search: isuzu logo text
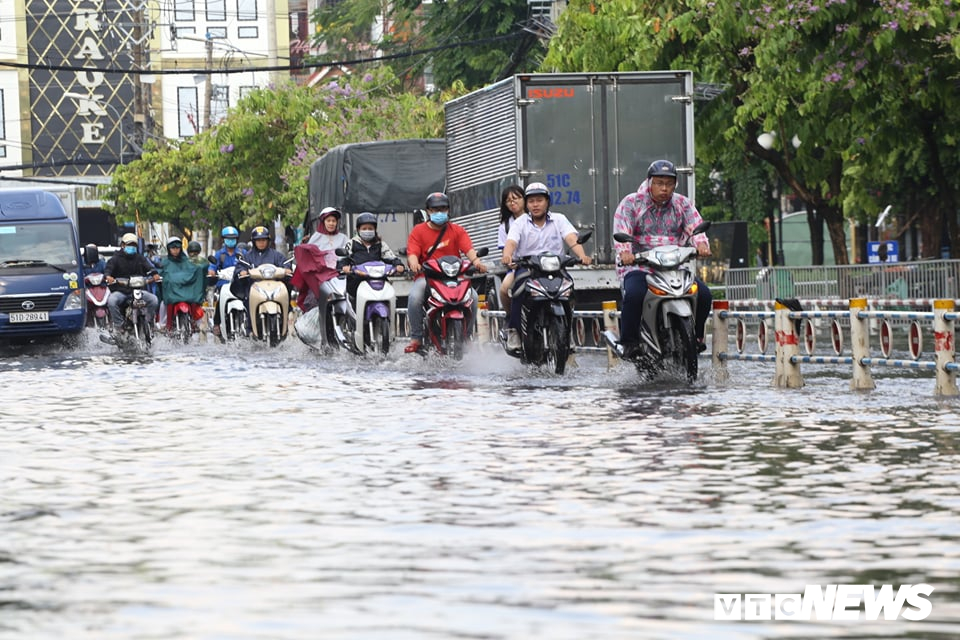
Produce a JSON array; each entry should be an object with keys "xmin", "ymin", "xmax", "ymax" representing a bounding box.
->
[
  {"xmin": 527, "ymin": 88, "xmax": 575, "ymax": 99},
  {"xmin": 714, "ymin": 584, "xmax": 933, "ymax": 621}
]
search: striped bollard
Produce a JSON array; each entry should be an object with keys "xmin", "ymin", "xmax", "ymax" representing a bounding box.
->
[
  {"xmin": 603, "ymin": 300, "xmax": 618, "ymax": 369},
  {"xmin": 934, "ymin": 299, "xmax": 958, "ymax": 397},
  {"xmin": 773, "ymin": 299, "xmax": 803, "ymax": 388},
  {"xmin": 712, "ymin": 300, "xmax": 729, "ymax": 381},
  {"xmin": 476, "ymin": 294, "xmax": 490, "ymax": 345},
  {"xmin": 849, "ymin": 297, "xmax": 876, "ymax": 390}
]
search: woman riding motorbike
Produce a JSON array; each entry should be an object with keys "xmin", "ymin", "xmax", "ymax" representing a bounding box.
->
[{"xmin": 159, "ymin": 236, "xmax": 207, "ymax": 332}]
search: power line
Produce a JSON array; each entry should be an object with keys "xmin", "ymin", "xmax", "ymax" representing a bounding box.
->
[{"xmin": 0, "ymin": 31, "xmax": 525, "ymax": 76}]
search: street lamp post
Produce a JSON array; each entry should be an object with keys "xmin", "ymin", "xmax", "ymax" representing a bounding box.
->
[{"xmin": 63, "ymin": 92, "xmax": 126, "ymax": 165}]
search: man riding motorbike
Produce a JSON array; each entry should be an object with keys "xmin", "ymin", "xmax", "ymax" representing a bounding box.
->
[
  {"xmin": 208, "ymin": 225, "xmax": 245, "ymax": 337},
  {"xmin": 403, "ymin": 192, "xmax": 487, "ymax": 354},
  {"xmin": 501, "ymin": 182, "xmax": 592, "ymax": 351},
  {"xmin": 231, "ymin": 226, "xmax": 292, "ymax": 304},
  {"xmin": 104, "ymin": 233, "xmax": 160, "ymax": 333},
  {"xmin": 612, "ymin": 160, "xmax": 712, "ymax": 359}
]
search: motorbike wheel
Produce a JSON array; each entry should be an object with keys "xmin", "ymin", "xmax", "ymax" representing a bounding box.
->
[
  {"xmin": 175, "ymin": 311, "xmax": 192, "ymax": 343},
  {"xmin": 669, "ymin": 315, "xmax": 698, "ymax": 382},
  {"xmin": 134, "ymin": 313, "xmax": 152, "ymax": 350},
  {"xmin": 369, "ymin": 316, "xmax": 390, "ymax": 355},
  {"xmin": 93, "ymin": 314, "xmax": 108, "ymax": 331},
  {"xmin": 445, "ymin": 318, "xmax": 465, "ymax": 361},
  {"xmin": 267, "ymin": 314, "xmax": 282, "ymax": 347},
  {"xmin": 228, "ymin": 309, "xmax": 247, "ymax": 340},
  {"xmin": 547, "ymin": 315, "xmax": 570, "ymax": 375}
]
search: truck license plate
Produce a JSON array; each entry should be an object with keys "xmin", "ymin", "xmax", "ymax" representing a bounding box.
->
[{"xmin": 9, "ymin": 311, "xmax": 50, "ymax": 323}]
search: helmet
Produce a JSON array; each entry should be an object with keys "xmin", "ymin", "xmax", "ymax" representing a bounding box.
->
[
  {"xmin": 121, "ymin": 233, "xmax": 138, "ymax": 245},
  {"xmin": 425, "ymin": 192, "xmax": 450, "ymax": 209},
  {"xmin": 187, "ymin": 241, "xmax": 202, "ymax": 254},
  {"xmin": 221, "ymin": 226, "xmax": 240, "ymax": 239},
  {"xmin": 318, "ymin": 206, "xmax": 342, "ymax": 222},
  {"xmin": 646, "ymin": 160, "xmax": 677, "ymax": 180},
  {"xmin": 356, "ymin": 212, "xmax": 378, "ymax": 228},
  {"xmin": 251, "ymin": 226, "xmax": 271, "ymax": 240},
  {"xmin": 524, "ymin": 182, "xmax": 550, "ymax": 199},
  {"xmin": 166, "ymin": 236, "xmax": 183, "ymax": 249}
]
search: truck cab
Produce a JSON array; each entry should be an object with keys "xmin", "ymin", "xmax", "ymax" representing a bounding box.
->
[{"xmin": 0, "ymin": 189, "xmax": 86, "ymax": 342}]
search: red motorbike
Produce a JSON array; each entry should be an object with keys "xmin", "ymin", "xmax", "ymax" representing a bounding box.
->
[
  {"xmin": 166, "ymin": 300, "xmax": 205, "ymax": 343},
  {"xmin": 420, "ymin": 248, "xmax": 488, "ymax": 360},
  {"xmin": 84, "ymin": 272, "xmax": 110, "ymax": 330}
]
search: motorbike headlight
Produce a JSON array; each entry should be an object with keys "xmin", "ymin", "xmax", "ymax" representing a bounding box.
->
[
  {"xmin": 538, "ymin": 255, "xmax": 561, "ymax": 272},
  {"xmin": 366, "ymin": 265, "xmax": 385, "ymax": 279},
  {"xmin": 654, "ymin": 249, "xmax": 682, "ymax": 268},
  {"xmin": 64, "ymin": 289, "xmax": 84, "ymax": 310},
  {"xmin": 441, "ymin": 260, "xmax": 460, "ymax": 278},
  {"xmin": 128, "ymin": 276, "xmax": 146, "ymax": 288},
  {"xmin": 260, "ymin": 265, "xmax": 277, "ymax": 279},
  {"xmin": 86, "ymin": 273, "xmax": 104, "ymax": 285}
]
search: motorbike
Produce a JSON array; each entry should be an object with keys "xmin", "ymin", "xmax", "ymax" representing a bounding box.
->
[
  {"xmin": 500, "ymin": 231, "xmax": 592, "ymax": 375},
  {"xmin": 84, "ymin": 271, "xmax": 110, "ymax": 330},
  {"xmin": 211, "ymin": 266, "xmax": 248, "ymax": 341},
  {"xmin": 336, "ymin": 254, "xmax": 398, "ymax": 356},
  {"xmin": 605, "ymin": 221, "xmax": 710, "ymax": 382},
  {"xmin": 98, "ymin": 276, "xmax": 155, "ymax": 352},
  {"xmin": 168, "ymin": 300, "xmax": 198, "ymax": 343},
  {"xmin": 292, "ymin": 245, "xmax": 356, "ymax": 352},
  {"xmin": 419, "ymin": 248, "xmax": 489, "ymax": 360},
  {"xmin": 236, "ymin": 258, "xmax": 293, "ymax": 347}
]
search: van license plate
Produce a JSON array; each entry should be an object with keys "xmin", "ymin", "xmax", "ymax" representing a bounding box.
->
[{"xmin": 9, "ymin": 311, "xmax": 49, "ymax": 323}]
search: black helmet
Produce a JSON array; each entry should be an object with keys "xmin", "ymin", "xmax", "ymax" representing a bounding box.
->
[
  {"xmin": 425, "ymin": 192, "xmax": 450, "ymax": 209},
  {"xmin": 647, "ymin": 160, "xmax": 678, "ymax": 180},
  {"xmin": 187, "ymin": 241, "xmax": 202, "ymax": 254},
  {"xmin": 356, "ymin": 212, "xmax": 378, "ymax": 228},
  {"xmin": 251, "ymin": 226, "xmax": 271, "ymax": 240}
]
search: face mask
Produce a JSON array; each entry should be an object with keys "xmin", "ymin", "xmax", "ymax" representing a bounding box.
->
[
  {"xmin": 429, "ymin": 213, "xmax": 449, "ymax": 226},
  {"xmin": 358, "ymin": 229, "xmax": 376, "ymax": 242},
  {"xmin": 224, "ymin": 238, "xmax": 237, "ymax": 248},
  {"xmin": 123, "ymin": 246, "xmax": 137, "ymax": 256}
]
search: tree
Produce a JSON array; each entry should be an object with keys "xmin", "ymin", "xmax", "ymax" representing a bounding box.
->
[{"xmin": 544, "ymin": 0, "xmax": 960, "ymax": 264}]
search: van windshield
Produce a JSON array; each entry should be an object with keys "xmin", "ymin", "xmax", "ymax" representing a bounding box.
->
[{"xmin": 0, "ymin": 222, "xmax": 78, "ymax": 269}]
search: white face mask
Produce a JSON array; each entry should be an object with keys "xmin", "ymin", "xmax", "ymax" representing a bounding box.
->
[{"xmin": 358, "ymin": 229, "xmax": 376, "ymax": 242}]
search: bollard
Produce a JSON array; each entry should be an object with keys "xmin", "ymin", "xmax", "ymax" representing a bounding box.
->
[
  {"xmin": 712, "ymin": 300, "xmax": 729, "ymax": 381},
  {"xmin": 477, "ymin": 294, "xmax": 490, "ymax": 345},
  {"xmin": 602, "ymin": 300, "xmax": 618, "ymax": 369},
  {"xmin": 773, "ymin": 300, "xmax": 803, "ymax": 388},
  {"xmin": 849, "ymin": 298, "xmax": 875, "ymax": 390},
  {"xmin": 933, "ymin": 299, "xmax": 958, "ymax": 397}
]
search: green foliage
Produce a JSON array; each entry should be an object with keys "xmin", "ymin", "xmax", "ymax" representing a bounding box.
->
[{"xmin": 107, "ymin": 68, "xmax": 448, "ymax": 234}]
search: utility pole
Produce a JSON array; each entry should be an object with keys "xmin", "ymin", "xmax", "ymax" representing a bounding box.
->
[
  {"xmin": 203, "ymin": 33, "xmax": 213, "ymax": 132},
  {"xmin": 132, "ymin": 0, "xmax": 145, "ymax": 151}
]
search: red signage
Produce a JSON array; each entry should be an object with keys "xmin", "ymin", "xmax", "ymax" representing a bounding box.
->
[{"xmin": 527, "ymin": 87, "xmax": 575, "ymax": 99}]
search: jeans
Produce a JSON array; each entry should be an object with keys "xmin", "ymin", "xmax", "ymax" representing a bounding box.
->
[
  {"xmin": 108, "ymin": 290, "xmax": 159, "ymax": 328},
  {"xmin": 620, "ymin": 270, "xmax": 712, "ymax": 344},
  {"xmin": 407, "ymin": 277, "xmax": 478, "ymax": 342}
]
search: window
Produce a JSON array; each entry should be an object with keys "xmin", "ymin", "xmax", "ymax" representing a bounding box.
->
[
  {"xmin": 0, "ymin": 89, "xmax": 5, "ymax": 158},
  {"xmin": 237, "ymin": 0, "xmax": 257, "ymax": 21},
  {"xmin": 239, "ymin": 86, "xmax": 257, "ymax": 99},
  {"xmin": 207, "ymin": 26, "xmax": 227, "ymax": 38},
  {"xmin": 210, "ymin": 85, "xmax": 229, "ymax": 125},
  {"xmin": 178, "ymin": 86, "xmax": 199, "ymax": 137},
  {"xmin": 238, "ymin": 26, "xmax": 258, "ymax": 38},
  {"xmin": 174, "ymin": 26, "xmax": 196, "ymax": 38},
  {"xmin": 206, "ymin": 0, "xmax": 226, "ymax": 21},
  {"xmin": 175, "ymin": 0, "xmax": 195, "ymax": 21}
]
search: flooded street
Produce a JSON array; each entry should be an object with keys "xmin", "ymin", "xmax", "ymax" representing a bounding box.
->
[{"xmin": 3, "ymin": 331, "xmax": 960, "ymax": 639}]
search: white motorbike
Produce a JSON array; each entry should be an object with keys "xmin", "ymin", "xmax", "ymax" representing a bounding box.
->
[
  {"xmin": 213, "ymin": 266, "xmax": 248, "ymax": 340},
  {"xmin": 236, "ymin": 258, "xmax": 293, "ymax": 347},
  {"xmin": 340, "ymin": 257, "xmax": 398, "ymax": 355}
]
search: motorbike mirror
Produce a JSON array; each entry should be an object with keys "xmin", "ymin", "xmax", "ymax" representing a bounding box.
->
[
  {"xmin": 577, "ymin": 230, "xmax": 593, "ymax": 245},
  {"xmin": 475, "ymin": 247, "xmax": 490, "ymax": 258},
  {"xmin": 613, "ymin": 232, "xmax": 634, "ymax": 243},
  {"xmin": 691, "ymin": 221, "xmax": 711, "ymax": 236},
  {"xmin": 334, "ymin": 247, "xmax": 348, "ymax": 257},
  {"xmin": 83, "ymin": 244, "xmax": 99, "ymax": 265},
  {"xmin": 398, "ymin": 247, "xmax": 408, "ymax": 257},
  {"xmin": 207, "ymin": 255, "xmax": 217, "ymax": 265}
]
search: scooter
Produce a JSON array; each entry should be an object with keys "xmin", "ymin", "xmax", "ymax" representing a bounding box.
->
[
  {"xmin": 500, "ymin": 231, "xmax": 591, "ymax": 375},
  {"xmin": 99, "ymin": 276, "xmax": 155, "ymax": 353},
  {"xmin": 84, "ymin": 271, "xmax": 110, "ymax": 330},
  {"xmin": 168, "ymin": 300, "xmax": 197, "ymax": 343},
  {"xmin": 605, "ymin": 221, "xmax": 710, "ymax": 382},
  {"xmin": 420, "ymin": 248, "xmax": 489, "ymax": 360},
  {"xmin": 292, "ymin": 244, "xmax": 356, "ymax": 352},
  {"xmin": 212, "ymin": 266, "xmax": 248, "ymax": 341},
  {"xmin": 237, "ymin": 258, "xmax": 293, "ymax": 347},
  {"xmin": 337, "ymin": 254, "xmax": 398, "ymax": 355}
]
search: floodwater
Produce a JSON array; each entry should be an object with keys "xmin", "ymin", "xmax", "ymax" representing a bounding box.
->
[{"xmin": 2, "ymin": 331, "xmax": 960, "ymax": 640}]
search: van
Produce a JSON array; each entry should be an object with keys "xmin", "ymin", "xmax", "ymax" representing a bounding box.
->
[{"xmin": 0, "ymin": 189, "xmax": 87, "ymax": 342}]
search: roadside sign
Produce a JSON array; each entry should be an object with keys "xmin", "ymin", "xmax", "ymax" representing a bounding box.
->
[
  {"xmin": 880, "ymin": 320, "xmax": 893, "ymax": 358},
  {"xmin": 867, "ymin": 240, "xmax": 899, "ymax": 264},
  {"xmin": 758, "ymin": 321, "xmax": 767, "ymax": 353},
  {"xmin": 736, "ymin": 319, "xmax": 746, "ymax": 353},
  {"xmin": 804, "ymin": 319, "xmax": 815, "ymax": 354},
  {"xmin": 831, "ymin": 319, "xmax": 843, "ymax": 355},
  {"xmin": 909, "ymin": 321, "xmax": 922, "ymax": 360}
]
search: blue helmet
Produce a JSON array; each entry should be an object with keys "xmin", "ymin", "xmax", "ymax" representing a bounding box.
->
[{"xmin": 221, "ymin": 226, "xmax": 239, "ymax": 239}]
